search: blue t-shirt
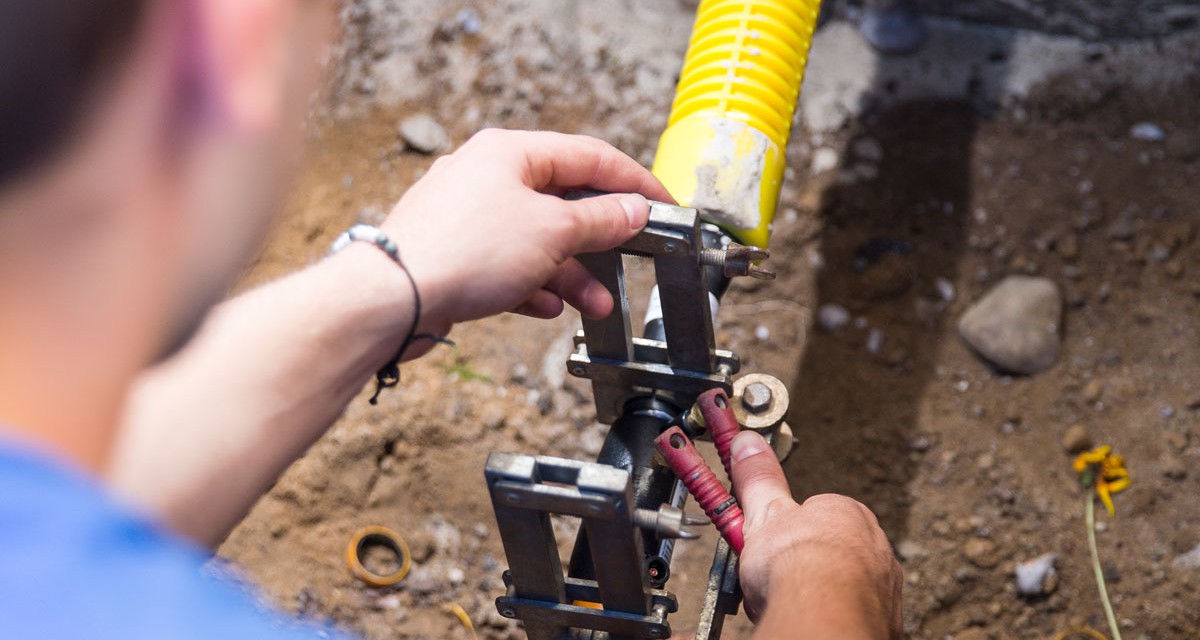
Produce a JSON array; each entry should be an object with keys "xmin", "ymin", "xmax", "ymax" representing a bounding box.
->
[{"xmin": 0, "ymin": 440, "xmax": 351, "ymax": 639}]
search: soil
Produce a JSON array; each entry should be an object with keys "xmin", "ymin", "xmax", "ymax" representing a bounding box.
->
[{"xmin": 218, "ymin": 2, "xmax": 1200, "ymax": 639}]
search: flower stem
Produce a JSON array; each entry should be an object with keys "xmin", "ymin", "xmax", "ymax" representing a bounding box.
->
[{"xmin": 1086, "ymin": 495, "xmax": 1122, "ymax": 640}]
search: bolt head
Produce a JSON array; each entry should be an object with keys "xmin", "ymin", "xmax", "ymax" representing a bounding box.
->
[
  {"xmin": 648, "ymin": 627, "xmax": 667, "ymax": 638},
  {"xmin": 741, "ymin": 382, "xmax": 773, "ymax": 413},
  {"xmin": 662, "ymin": 242, "xmax": 679, "ymax": 254},
  {"xmin": 500, "ymin": 608, "xmax": 516, "ymax": 618}
]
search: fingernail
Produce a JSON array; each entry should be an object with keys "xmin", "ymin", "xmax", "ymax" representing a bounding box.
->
[
  {"xmin": 731, "ymin": 431, "xmax": 769, "ymax": 463},
  {"xmin": 619, "ymin": 194, "xmax": 649, "ymax": 229}
]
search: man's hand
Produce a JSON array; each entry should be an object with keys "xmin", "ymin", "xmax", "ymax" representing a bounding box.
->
[
  {"xmin": 731, "ymin": 431, "xmax": 903, "ymax": 639},
  {"xmin": 380, "ymin": 129, "xmax": 673, "ymax": 346}
]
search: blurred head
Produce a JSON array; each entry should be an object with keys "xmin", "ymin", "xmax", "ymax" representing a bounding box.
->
[
  {"xmin": 0, "ymin": 0, "xmax": 335, "ymax": 460},
  {"xmin": 0, "ymin": 0, "xmax": 335, "ymax": 356}
]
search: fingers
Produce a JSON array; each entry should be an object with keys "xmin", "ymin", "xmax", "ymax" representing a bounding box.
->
[
  {"xmin": 509, "ymin": 131, "xmax": 675, "ymax": 202},
  {"xmin": 510, "ymin": 289, "xmax": 564, "ymax": 319},
  {"xmin": 542, "ymin": 259, "xmax": 614, "ymax": 319},
  {"xmin": 730, "ymin": 431, "xmax": 794, "ymax": 532},
  {"xmin": 549, "ymin": 192, "xmax": 650, "ymax": 256}
]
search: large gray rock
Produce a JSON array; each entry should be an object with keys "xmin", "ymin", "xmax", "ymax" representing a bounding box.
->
[{"xmin": 958, "ymin": 276, "xmax": 1062, "ymax": 375}]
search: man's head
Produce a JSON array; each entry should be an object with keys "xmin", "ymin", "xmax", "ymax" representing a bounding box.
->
[{"xmin": 0, "ymin": 0, "xmax": 335, "ymax": 467}]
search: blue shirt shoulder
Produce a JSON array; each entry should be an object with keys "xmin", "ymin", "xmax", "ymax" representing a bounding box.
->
[{"xmin": 0, "ymin": 441, "xmax": 351, "ymax": 640}]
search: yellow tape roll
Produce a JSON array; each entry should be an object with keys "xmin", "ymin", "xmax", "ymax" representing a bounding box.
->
[{"xmin": 652, "ymin": 0, "xmax": 821, "ymax": 248}]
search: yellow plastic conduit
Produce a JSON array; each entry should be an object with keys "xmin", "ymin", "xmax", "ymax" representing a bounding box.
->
[{"xmin": 652, "ymin": 0, "xmax": 821, "ymax": 248}]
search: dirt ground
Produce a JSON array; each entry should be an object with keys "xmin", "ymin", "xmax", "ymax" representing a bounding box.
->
[{"xmin": 219, "ymin": 2, "xmax": 1200, "ymax": 639}]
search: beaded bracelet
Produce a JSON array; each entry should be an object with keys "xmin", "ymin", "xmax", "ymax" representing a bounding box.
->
[{"xmin": 329, "ymin": 224, "xmax": 452, "ymax": 404}]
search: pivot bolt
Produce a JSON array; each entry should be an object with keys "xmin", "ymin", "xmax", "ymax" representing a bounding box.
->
[
  {"xmin": 499, "ymin": 607, "xmax": 516, "ymax": 618},
  {"xmin": 741, "ymin": 382, "xmax": 773, "ymax": 414}
]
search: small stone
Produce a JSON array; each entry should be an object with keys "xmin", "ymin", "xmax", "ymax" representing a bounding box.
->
[
  {"xmin": 810, "ymin": 147, "xmax": 839, "ymax": 173},
  {"xmin": 1130, "ymin": 122, "xmax": 1166, "ymax": 142},
  {"xmin": 754, "ymin": 324, "xmax": 770, "ymax": 341},
  {"xmin": 398, "ymin": 114, "xmax": 450, "ymax": 154},
  {"xmin": 957, "ymin": 276, "xmax": 1063, "ymax": 375},
  {"xmin": 1082, "ymin": 379, "xmax": 1104, "ymax": 402},
  {"xmin": 897, "ymin": 539, "xmax": 928, "ymax": 561},
  {"xmin": 963, "ymin": 538, "xmax": 999, "ymax": 569},
  {"xmin": 816, "ymin": 303, "xmax": 851, "ymax": 332},
  {"xmin": 1173, "ymin": 543, "xmax": 1200, "ymax": 570},
  {"xmin": 935, "ymin": 277, "xmax": 956, "ymax": 302},
  {"xmin": 1167, "ymin": 431, "xmax": 1189, "ymax": 452},
  {"xmin": 1015, "ymin": 553, "xmax": 1058, "ymax": 596},
  {"xmin": 1061, "ymin": 423, "xmax": 1092, "ymax": 454},
  {"xmin": 866, "ymin": 328, "xmax": 884, "ymax": 354}
]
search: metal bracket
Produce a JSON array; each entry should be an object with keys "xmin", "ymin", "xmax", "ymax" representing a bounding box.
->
[
  {"xmin": 572, "ymin": 201, "xmax": 739, "ymax": 423},
  {"xmin": 487, "ymin": 452, "xmax": 672, "ymax": 640}
]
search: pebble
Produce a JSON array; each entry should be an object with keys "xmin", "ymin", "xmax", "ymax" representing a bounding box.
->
[
  {"xmin": 1130, "ymin": 122, "xmax": 1166, "ymax": 142},
  {"xmin": 1167, "ymin": 430, "xmax": 1190, "ymax": 452},
  {"xmin": 1014, "ymin": 553, "xmax": 1058, "ymax": 596},
  {"xmin": 1082, "ymin": 379, "xmax": 1104, "ymax": 402},
  {"xmin": 957, "ymin": 276, "xmax": 1063, "ymax": 375},
  {"xmin": 866, "ymin": 328, "xmax": 884, "ymax": 354},
  {"xmin": 398, "ymin": 114, "xmax": 450, "ymax": 154},
  {"xmin": 936, "ymin": 277, "xmax": 956, "ymax": 302},
  {"xmin": 810, "ymin": 147, "xmax": 840, "ymax": 173},
  {"xmin": 816, "ymin": 303, "xmax": 851, "ymax": 332},
  {"xmin": 754, "ymin": 324, "xmax": 770, "ymax": 341},
  {"xmin": 897, "ymin": 539, "xmax": 928, "ymax": 561},
  {"xmin": 1061, "ymin": 423, "xmax": 1092, "ymax": 453},
  {"xmin": 963, "ymin": 538, "xmax": 1000, "ymax": 569},
  {"xmin": 1173, "ymin": 543, "xmax": 1200, "ymax": 570}
]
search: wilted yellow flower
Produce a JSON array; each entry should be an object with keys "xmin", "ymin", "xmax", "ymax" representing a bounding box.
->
[{"xmin": 1073, "ymin": 445, "xmax": 1130, "ymax": 516}]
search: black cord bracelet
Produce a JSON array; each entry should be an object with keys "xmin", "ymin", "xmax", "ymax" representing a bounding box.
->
[{"xmin": 328, "ymin": 224, "xmax": 453, "ymax": 404}]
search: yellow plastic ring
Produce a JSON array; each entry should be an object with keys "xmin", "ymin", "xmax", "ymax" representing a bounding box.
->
[{"xmin": 346, "ymin": 525, "xmax": 412, "ymax": 587}]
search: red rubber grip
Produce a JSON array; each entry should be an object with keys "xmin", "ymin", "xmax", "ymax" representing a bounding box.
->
[
  {"xmin": 655, "ymin": 426, "xmax": 745, "ymax": 553},
  {"xmin": 697, "ymin": 388, "xmax": 740, "ymax": 479}
]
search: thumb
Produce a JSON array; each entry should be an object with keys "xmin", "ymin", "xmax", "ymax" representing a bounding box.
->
[
  {"xmin": 730, "ymin": 431, "xmax": 793, "ymax": 533},
  {"xmin": 560, "ymin": 193, "xmax": 649, "ymax": 255}
]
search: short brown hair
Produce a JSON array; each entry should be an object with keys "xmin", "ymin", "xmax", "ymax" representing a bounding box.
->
[{"xmin": 0, "ymin": 1, "xmax": 146, "ymax": 185}]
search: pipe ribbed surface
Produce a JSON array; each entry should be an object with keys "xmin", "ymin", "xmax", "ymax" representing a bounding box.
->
[{"xmin": 652, "ymin": 0, "xmax": 821, "ymax": 248}]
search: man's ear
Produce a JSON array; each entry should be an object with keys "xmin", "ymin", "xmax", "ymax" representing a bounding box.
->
[{"xmin": 193, "ymin": 0, "xmax": 292, "ymax": 133}]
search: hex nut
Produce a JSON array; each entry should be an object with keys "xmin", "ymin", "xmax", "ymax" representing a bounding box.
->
[{"xmin": 741, "ymin": 382, "xmax": 773, "ymax": 413}]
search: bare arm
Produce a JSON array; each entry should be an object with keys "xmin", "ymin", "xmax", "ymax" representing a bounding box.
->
[
  {"xmin": 730, "ymin": 432, "xmax": 904, "ymax": 639},
  {"xmin": 108, "ymin": 130, "xmax": 672, "ymax": 546}
]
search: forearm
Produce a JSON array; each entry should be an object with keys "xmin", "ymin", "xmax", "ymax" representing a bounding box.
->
[{"xmin": 108, "ymin": 244, "xmax": 417, "ymax": 546}]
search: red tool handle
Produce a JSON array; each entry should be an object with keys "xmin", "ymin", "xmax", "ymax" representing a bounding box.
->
[
  {"xmin": 696, "ymin": 388, "xmax": 741, "ymax": 479},
  {"xmin": 654, "ymin": 426, "xmax": 745, "ymax": 554}
]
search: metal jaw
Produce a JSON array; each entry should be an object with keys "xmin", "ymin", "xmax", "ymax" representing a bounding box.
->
[
  {"xmin": 570, "ymin": 201, "xmax": 741, "ymax": 424},
  {"xmin": 486, "ymin": 452, "xmax": 678, "ymax": 640}
]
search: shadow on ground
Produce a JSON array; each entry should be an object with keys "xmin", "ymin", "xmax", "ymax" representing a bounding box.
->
[{"xmin": 784, "ymin": 101, "xmax": 977, "ymax": 540}]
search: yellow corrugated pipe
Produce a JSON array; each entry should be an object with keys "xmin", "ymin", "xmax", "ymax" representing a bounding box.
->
[{"xmin": 652, "ymin": 0, "xmax": 821, "ymax": 248}]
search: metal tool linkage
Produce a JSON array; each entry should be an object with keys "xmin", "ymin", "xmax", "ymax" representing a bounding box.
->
[
  {"xmin": 571, "ymin": 201, "xmax": 743, "ymax": 424},
  {"xmin": 486, "ymin": 452, "xmax": 678, "ymax": 640}
]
